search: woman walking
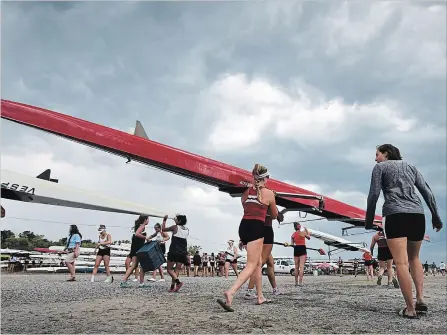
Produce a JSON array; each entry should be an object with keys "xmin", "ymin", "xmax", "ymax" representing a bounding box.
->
[
  {"xmin": 120, "ymin": 215, "xmax": 149, "ymax": 288},
  {"xmin": 365, "ymin": 144, "xmax": 443, "ymax": 318},
  {"xmin": 90, "ymin": 224, "xmax": 113, "ymax": 283},
  {"xmin": 217, "ymin": 164, "xmax": 278, "ymax": 311},
  {"xmin": 64, "ymin": 225, "xmax": 82, "ymax": 282}
]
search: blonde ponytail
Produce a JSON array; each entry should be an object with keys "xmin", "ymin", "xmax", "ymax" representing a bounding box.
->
[{"xmin": 252, "ymin": 163, "xmax": 268, "ymax": 203}]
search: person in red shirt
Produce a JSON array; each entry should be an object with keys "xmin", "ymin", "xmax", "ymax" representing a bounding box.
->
[
  {"xmin": 363, "ymin": 251, "xmax": 374, "ymax": 280},
  {"xmin": 291, "ymin": 222, "xmax": 310, "ymax": 286},
  {"xmin": 217, "ymin": 164, "xmax": 278, "ymax": 312}
]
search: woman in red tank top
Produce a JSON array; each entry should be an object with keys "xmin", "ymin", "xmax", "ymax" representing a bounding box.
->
[
  {"xmin": 217, "ymin": 164, "xmax": 278, "ymax": 312},
  {"xmin": 291, "ymin": 222, "xmax": 310, "ymax": 286}
]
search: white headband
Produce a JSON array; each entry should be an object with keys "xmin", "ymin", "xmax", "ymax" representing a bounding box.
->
[{"xmin": 254, "ymin": 171, "xmax": 270, "ymax": 180}]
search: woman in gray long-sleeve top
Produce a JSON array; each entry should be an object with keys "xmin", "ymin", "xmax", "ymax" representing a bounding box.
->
[{"xmin": 365, "ymin": 144, "xmax": 443, "ymax": 319}]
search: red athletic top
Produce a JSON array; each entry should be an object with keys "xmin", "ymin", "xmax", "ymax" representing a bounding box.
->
[
  {"xmin": 242, "ymin": 187, "xmax": 268, "ymax": 221},
  {"xmin": 292, "ymin": 231, "xmax": 306, "ymax": 246},
  {"xmin": 363, "ymin": 252, "xmax": 372, "ymax": 261}
]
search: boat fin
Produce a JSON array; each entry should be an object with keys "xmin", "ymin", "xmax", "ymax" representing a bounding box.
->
[
  {"xmin": 134, "ymin": 120, "xmax": 149, "ymax": 139},
  {"xmin": 36, "ymin": 169, "xmax": 59, "ymax": 183}
]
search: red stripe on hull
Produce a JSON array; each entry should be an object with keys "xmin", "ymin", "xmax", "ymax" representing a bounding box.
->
[{"xmin": 1, "ymin": 99, "xmax": 382, "ymax": 224}]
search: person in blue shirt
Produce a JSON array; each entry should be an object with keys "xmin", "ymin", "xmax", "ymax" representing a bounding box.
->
[{"xmin": 64, "ymin": 225, "xmax": 82, "ymax": 281}]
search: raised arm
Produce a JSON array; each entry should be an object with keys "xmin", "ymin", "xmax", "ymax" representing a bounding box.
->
[
  {"xmin": 266, "ymin": 189, "xmax": 278, "ymax": 219},
  {"xmin": 414, "ymin": 168, "xmax": 443, "ymax": 230},
  {"xmin": 365, "ymin": 164, "xmax": 383, "ymax": 229},
  {"xmin": 162, "ymin": 214, "xmax": 177, "ymax": 233}
]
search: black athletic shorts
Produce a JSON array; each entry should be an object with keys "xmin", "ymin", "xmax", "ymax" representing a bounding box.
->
[
  {"xmin": 263, "ymin": 225, "xmax": 274, "ymax": 245},
  {"xmin": 293, "ymin": 245, "xmax": 307, "ymax": 257},
  {"xmin": 364, "ymin": 260, "xmax": 372, "ymax": 266},
  {"xmin": 167, "ymin": 252, "xmax": 187, "ymax": 264},
  {"xmin": 377, "ymin": 247, "xmax": 393, "ymax": 261},
  {"xmin": 383, "ymin": 213, "xmax": 425, "ymax": 241},
  {"xmin": 97, "ymin": 248, "xmax": 111, "ymax": 257},
  {"xmin": 239, "ymin": 218, "xmax": 264, "ymax": 245}
]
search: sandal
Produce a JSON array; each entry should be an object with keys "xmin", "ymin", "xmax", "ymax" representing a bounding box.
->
[
  {"xmin": 255, "ymin": 299, "xmax": 272, "ymax": 305},
  {"xmin": 216, "ymin": 299, "xmax": 234, "ymax": 312},
  {"xmin": 398, "ymin": 308, "xmax": 419, "ymax": 319},
  {"xmin": 415, "ymin": 302, "xmax": 428, "ymax": 312}
]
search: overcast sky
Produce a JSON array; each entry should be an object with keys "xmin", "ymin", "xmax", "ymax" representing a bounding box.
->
[{"xmin": 1, "ymin": 1, "xmax": 446, "ymax": 262}]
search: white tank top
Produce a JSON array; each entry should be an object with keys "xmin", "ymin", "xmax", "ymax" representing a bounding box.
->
[
  {"xmin": 153, "ymin": 232, "xmax": 164, "ymax": 242},
  {"xmin": 98, "ymin": 233, "xmax": 111, "ymax": 249}
]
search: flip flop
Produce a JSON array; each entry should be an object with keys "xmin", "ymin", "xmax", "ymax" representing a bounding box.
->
[
  {"xmin": 216, "ymin": 299, "xmax": 234, "ymax": 312},
  {"xmin": 398, "ymin": 308, "xmax": 419, "ymax": 319},
  {"xmin": 415, "ymin": 302, "xmax": 428, "ymax": 312},
  {"xmin": 255, "ymin": 299, "xmax": 272, "ymax": 305}
]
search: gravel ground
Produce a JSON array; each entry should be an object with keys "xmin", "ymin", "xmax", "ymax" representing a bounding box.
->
[{"xmin": 1, "ymin": 272, "xmax": 446, "ymax": 334}]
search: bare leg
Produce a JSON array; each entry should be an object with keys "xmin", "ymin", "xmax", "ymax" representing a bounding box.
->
[
  {"xmin": 407, "ymin": 240, "xmax": 424, "ymax": 305},
  {"xmin": 222, "ymin": 239, "xmax": 263, "ymax": 306},
  {"xmin": 91, "ymin": 255, "xmax": 103, "ymax": 281},
  {"xmin": 299, "ymin": 255, "xmax": 307, "ymax": 284},
  {"xmin": 387, "ymin": 237, "xmax": 417, "ymax": 316},
  {"xmin": 294, "ymin": 257, "xmax": 299, "ymax": 285}
]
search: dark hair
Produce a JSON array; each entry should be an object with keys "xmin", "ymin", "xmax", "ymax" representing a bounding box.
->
[
  {"xmin": 293, "ymin": 222, "xmax": 301, "ymax": 231},
  {"xmin": 154, "ymin": 223, "xmax": 161, "ymax": 229},
  {"xmin": 134, "ymin": 215, "xmax": 148, "ymax": 232},
  {"xmin": 377, "ymin": 144, "xmax": 402, "ymax": 160},
  {"xmin": 176, "ymin": 214, "xmax": 187, "ymax": 226},
  {"xmin": 69, "ymin": 225, "xmax": 82, "ymax": 239}
]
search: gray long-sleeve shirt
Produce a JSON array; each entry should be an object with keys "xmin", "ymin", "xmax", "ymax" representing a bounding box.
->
[{"xmin": 365, "ymin": 160, "xmax": 441, "ymax": 228}]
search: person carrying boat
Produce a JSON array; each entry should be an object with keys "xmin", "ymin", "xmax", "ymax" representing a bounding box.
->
[
  {"xmin": 162, "ymin": 214, "xmax": 189, "ymax": 292},
  {"xmin": 245, "ymin": 208, "xmax": 284, "ymax": 299},
  {"xmin": 291, "ymin": 222, "xmax": 310, "ymax": 286},
  {"xmin": 120, "ymin": 215, "xmax": 148, "ymax": 288},
  {"xmin": 217, "ymin": 163, "xmax": 278, "ymax": 311},
  {"xmin": 90, "ymin": 224, "xmax": 113, "ymax": 283},
  {"xmin": 370, "ymin": 230, "xmax": 399, "ymax": 288}
]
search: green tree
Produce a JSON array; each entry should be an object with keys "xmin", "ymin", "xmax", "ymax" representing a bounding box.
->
[
  {"xmin": 1, "ymin": 230, "xmax": 15, "ymax": 245},
  {"xmin": 188, "ymin": 245, "xmax": 202, "ymax": 255}
]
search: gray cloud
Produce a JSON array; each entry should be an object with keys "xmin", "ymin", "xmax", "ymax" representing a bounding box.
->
[{"xmin": 1, "ymin": 1, "xmax": 445, "ymax": 262}]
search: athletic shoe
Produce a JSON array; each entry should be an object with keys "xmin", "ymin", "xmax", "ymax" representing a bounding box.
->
[
  {"xmin": 158, "ymin": 278, "xmax": 165, "ymax": 282},
  {"xmin": 377, "ymin": 275, "xmax": 383, "ymax": 285},
  {"xmin": 392, "ymin": 277, "xmax": 400, "ymax": 288},
  {"xmin": 147, "ymin": 278, "xmax": 156, "ymax": 282},
  {"xmin": 104, "ymin": 276, "xmax": 113, "ymax": 283},
  {"xmin": 173, "ymin": 282, "xmax": 183, "ymax": 292},
  {"xmin": 273, "ymin": 288, "xmax": 281, "ymax": 296},
  {"xmin": 120, "ymin": 281, "xmax": 132, "ymax": 288}
]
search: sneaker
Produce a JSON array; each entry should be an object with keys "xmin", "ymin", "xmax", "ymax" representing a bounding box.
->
[
  {"xmin": 132, "ymin": 278, "xmax": 138, "ymax": 282},
  {"xmin": 173, "ymin": 282, "xmax": 183, "ymax": 292},
  {"xmin": 147, "ymin": 278, "xmax": 156, "ymax": 282},
  {"xmin": 273, "ymin": 288, "xmax": 281, "ymax": 296},
  {"xmin": 104, "ymin": 276, "xmax": 113, "ymax": 283},
  {"xmin": 120, "ymin": 281, "xmax": 132, "ymax": 288},
  {"xmin": 90, "ymin": 277, "xmax": 95, "ymax": 283},
  {"xmin": 138, "ymin": 283, "xmax": 151, "ymax": 288},
  {"xmin": 377, "ymin": 275, "xmax": 382, "ymax": 285},
  {"xmin": 158, "ymin": 278, "xmax": 165, "ymax": 282},
  {"xmin": 244, "ymin": 290, "xmax": 256, "ymax": 299},
  {"xmin": 392, "ymin": 277, "xmax": 400, "ymax": 288}
]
